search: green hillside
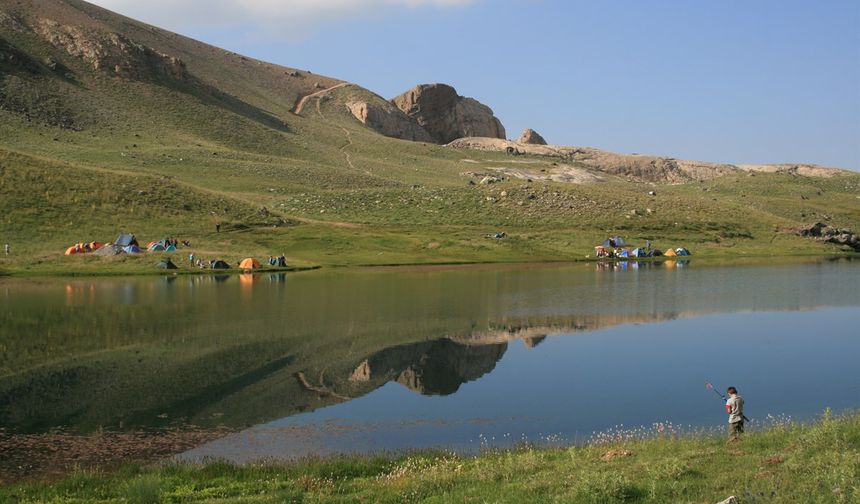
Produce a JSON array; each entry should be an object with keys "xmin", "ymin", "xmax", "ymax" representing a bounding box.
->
[{"xmin": 1, "ymin": 0, "xmax": 858, "ymax": 275}]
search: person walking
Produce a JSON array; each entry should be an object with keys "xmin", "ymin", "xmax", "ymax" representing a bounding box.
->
[
  {"xmin": 725, "ymin": 386, "xmax": 745, "ymax": 440},
  {"xmin": 4, "ymin": 243, "xmax": 9, "ymax": 255}
]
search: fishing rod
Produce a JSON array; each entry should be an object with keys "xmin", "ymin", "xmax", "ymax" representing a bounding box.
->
[{"xmin": 705, "ymin": 381, "xmax": 750, "ymax": 422}]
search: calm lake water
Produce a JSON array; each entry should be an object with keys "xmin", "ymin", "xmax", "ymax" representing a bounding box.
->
[{"xmin": 1, "ymin": 259, "xmax": 859, "ymax": 480}]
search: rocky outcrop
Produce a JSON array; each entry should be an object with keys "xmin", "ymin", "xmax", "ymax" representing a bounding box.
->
[
  {"xmin": 447, "ymin": 138, "xmax": 850, "ymax": 183},
  {"xmin": 347, "ymin": 100, "xmax": 434, "ymax": 142},
  {"xmin": 391, "ymin": 83, "xmax": 505, "ymax": 144},
  {"xmin": 792, "ymin": 222, "xmax": 860, "ymax": 251},
  {"xmin": 517, "ymin": 128, "xmax": 547, "ymax": 145},
  {"xmin": 34, "ymin": 19, "xmax": 187, "ymax": 82}
]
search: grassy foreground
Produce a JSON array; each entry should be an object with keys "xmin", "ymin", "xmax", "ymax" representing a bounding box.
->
[{"xmin": 4, "ymin": 411, "xmax": 858, "ymax": 503}]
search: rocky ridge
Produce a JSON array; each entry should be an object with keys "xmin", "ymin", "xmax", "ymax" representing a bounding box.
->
[{"xmin": 448, "ymin": 137, "xmax": 849, "ymax": 183}]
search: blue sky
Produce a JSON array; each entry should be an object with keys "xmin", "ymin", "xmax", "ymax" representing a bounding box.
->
[{"xmin": 93, "ymin": 0, "xmax": 860, "ymax": 170}]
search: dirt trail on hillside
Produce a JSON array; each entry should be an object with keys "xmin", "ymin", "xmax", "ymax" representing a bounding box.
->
[{"xmin": 292, "ymin": 83, "xmax": 348, "ymax": 115}]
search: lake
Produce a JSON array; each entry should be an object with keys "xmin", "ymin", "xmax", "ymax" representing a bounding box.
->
[{"xmin": 1, "ymin": 259, "xmax": 858, "ymax": 481}]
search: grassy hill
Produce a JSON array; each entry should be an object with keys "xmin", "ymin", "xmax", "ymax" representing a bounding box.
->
[{"xmin": 1, "ymin": 0, "xmax": 858, "ymax": 275}]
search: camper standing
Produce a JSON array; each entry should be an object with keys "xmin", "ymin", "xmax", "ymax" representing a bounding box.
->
[
  {"xmin": 725, "ymin": 387, "xmax": 745, "ymax": 439},
  {"xmin": 4, "ymin": 243, "xmax": 8, "ymax": 255}
]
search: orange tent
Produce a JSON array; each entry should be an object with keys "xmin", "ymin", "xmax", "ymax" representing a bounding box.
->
[
  {"xmin": 65, "ymin": 246, "xmax": 80, "ymax": 256},
  {"xmin": 664, "ymin": 248, "xmax": 677, "ymax": 257},
  {"xmin": 239, "ymin": 258, "xmax": 261, "ymax": 270}
]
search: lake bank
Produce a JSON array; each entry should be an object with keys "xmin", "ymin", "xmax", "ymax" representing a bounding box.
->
[
  {"xmin": 3, "ymin": 410, "xmax": 857, "ymax": 503},
  {"xmin": 0, "ymin": 245, "xmax": 857, "ymax": 278}
]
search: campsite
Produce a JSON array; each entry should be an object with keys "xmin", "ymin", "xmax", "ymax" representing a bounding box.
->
[
  {"xmin": 0, "ymin": 0, "xmax": 858, "ymax": 502},
  {"xmin": 53, "ymin": 232, "xmax": 308, "ymax": 275}
]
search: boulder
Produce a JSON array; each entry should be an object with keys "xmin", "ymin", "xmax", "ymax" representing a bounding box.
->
[
  {"xmin": 517, "ymin": 128, "xmax": 547, "ymax": 145},
  {"xmin": 347, "ymin": 100, "xmax": 434, "ymax": 142},
  {"xmin": 391, "ymin": 83, "xmax": 505, "ymax": 144}
]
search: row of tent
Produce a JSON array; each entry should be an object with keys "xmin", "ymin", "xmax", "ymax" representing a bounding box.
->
[
  {"xmin": 65, "ymin": 242, "xmax": 104, "ymax": 255},
  {"xmin": 595, "ymin": 244, "xmax": 691, "ymax": 258},
  {"xmin": 156, "ymin": 258, "xmax": 260, "ymax": 270},
  {"xmin": 65, "ymin": 234, "xmax": 178, "ymax": 256},
  {"xmin": 146, "ymin": 240, "xmax": 178, "ymax": 252}
]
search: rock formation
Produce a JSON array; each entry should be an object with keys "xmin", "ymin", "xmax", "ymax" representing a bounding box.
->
[
  {"xmin": 391, "ymin": 83, "xmax": 505, "ymax": 144},
  {"xmin": 792, "ymin": 222, "xmax": 860, "ymax": 251},
  {"xmin": 34, "ymin": 19, "xmax": 187, "ymax": 82},
  {"xmin": 517, "ymin": 128, "xmax": 547, "ymax": 145},
  {"xmin": 347, "ymin": 100, "xmax": 434, "ymax": 143}
]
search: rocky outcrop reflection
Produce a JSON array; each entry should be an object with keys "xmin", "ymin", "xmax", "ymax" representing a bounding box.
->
[{"xmin": 348, "ymin": 339, "xmax": 507, "ymax": 396}]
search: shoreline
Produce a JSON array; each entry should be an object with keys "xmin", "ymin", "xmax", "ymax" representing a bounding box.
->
[
  {"xmin": 3, "ymin": 410, "xmax": 857, "ymax": 501},
  {"xmin": 0, "ymin": 252, "xmax": 856, "ymax": 279}
]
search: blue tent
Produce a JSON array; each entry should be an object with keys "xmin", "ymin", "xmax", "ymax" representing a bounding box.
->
[
  {"xmin": 123, "ymin": 245, "xmax": 142, "ymax": 254},
  {"xmin": 618, "ymin": 249, "xmax": 630, "ymax": 258},
  {"xmin": 165, "ymin": 245, "xmax": 177, "ymax": 252},
  {"xmin": 631, "ymin": 248, "xmax": 647, "ymax": 257},
  {"xmin": 602, "ymin": 236, "xmax": 626, "ymax": 248},
  {"xmin": 148, "ymin": 243, "xmax": 166, "ymax": 252},
  {"xmin": 115, "ymin": 233, "xmax": 137, "ymax": 247},
  {"xmin": 675, "ymin": 247, "xmax": 691, "ymax": 256}
]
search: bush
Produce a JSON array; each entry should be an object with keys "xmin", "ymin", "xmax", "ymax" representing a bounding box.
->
[
  {"xmin": 123, "ymin": 474, "xmax": 163, "ymax": 504},
  {"xmin": 574, "ymin": 471, "xmax": 639, "ymax": 503}
]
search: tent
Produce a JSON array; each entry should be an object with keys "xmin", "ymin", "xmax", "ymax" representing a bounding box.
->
[
  {"xmin": 123, "ymin": 245, "xmax": 142, "ymax": 254},
  {"xmin": 664, "ymin": 248, "xmax": 677, "ymax": 257},
  {"xmin": 93, "ymin": 244, "xmax": 123, "ymax": 256},
  {"xmin": 156, "ymin": 259, "xmax": 178, "ymax": 269},
  {"xmin": 239, "ymin": 258, "xmax": 261, "ymax": 270},
  {"xmin": 146, "ymin": 241, "xmax": 157, "ymax": 249},
  {"xmin": 148, "ymin": 243, "xmax": 166, "ymax": 252},
  {"xmin": 649, "ymin": 249, "xmax": 663, "ymax": 257},
  {"xmin": 618, "ymin": 249, "xmax": 630, "ymax": 258},
  {"xmin": 64, "ymin": 245, "xmax": 81, "ymax": 255},
  {"xmin": 594, "ymin": 246, "xmax": 609, "ymax": 257},
  {"xmin": 675, "ymin": 247, "xmax": 691, "ymax": 256},
  {"xmin": 603, "ymin": 236, "xmax": 625, "ymax": 248},
  {"xmin": 211, "ymin": 260, "xmax": 231, "ymax": 270},
  {"xmin": 164, "ymin": 245, "xmax": 177, "ymax": 252},
  {"xmin": 115, "ymin": 234, "xmax": 138, "ymax": 247},
  {"xmin": 631, "ymin": 248, "xmax": 647, "ymax": 257}
]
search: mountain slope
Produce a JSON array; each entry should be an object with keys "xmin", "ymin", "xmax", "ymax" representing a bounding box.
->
[{"xmin": 0, "ymin": 0, "xmax": 858, "ymax": 274}]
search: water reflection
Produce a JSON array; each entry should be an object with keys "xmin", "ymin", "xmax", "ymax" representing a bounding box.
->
[{"xmin": 1, "ymin": 259, "xmax": 858, "ymax": 480}]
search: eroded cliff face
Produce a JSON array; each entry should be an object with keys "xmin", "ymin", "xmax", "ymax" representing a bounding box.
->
[
  {"xmin": 346, "ymin": 99, "xmax": 434, "ymax": 143},
  {"xmin": 34, "ymin": 18, "xmax": 188, "ymax": 81},
  {"xmin": 390, "ymin": 83, "xmax": 505, "ymax": 144}
]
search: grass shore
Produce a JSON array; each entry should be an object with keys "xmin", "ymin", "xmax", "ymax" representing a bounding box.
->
[{"xmin": 3, "ymin": 410, "xmax": 857, "ymax": 503}]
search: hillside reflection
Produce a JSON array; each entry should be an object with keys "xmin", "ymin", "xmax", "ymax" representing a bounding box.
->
[{"xmin": 1, "ymin": 259, "xmax": 858, "ymax": 480}]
